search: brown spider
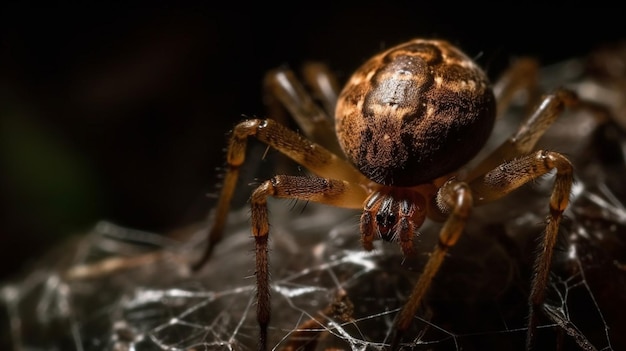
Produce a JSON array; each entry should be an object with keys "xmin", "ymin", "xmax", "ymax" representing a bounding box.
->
[{"xmin": 192, "ymin": 39, "xmax": 607, "ymax": 350}]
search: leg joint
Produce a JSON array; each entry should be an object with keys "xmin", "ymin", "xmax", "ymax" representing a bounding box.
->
[
  {"xmin": 539, "ymin": 150, "xmax": 573, "ymax": 174},
  {"xmin": 251, "ymin": 180, "xmax": 275, "ymax": 204},
  {"xmin": 232, "ymin": 118, "xmax": 264, "ymax": 138}
]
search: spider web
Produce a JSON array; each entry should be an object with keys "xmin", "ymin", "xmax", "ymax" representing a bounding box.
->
[{"xmin": 2, "ymin": 52, "xmax": 626, "ymax": 351}]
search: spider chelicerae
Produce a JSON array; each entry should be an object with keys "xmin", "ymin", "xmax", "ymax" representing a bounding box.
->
[{"xmin": 192, "ymin": 38, "xmax": 607, "ymax": 350}]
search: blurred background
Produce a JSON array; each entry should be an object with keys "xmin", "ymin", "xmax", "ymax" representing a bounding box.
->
[{"xmin": 1, "ymin": 2, "xmax": 625, "ymax": 283}]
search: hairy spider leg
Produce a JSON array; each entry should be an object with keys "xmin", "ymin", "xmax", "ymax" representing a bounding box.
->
[
  {"xmin": 467, "ymin": 87, "xmax": 610, "ymax": 181},
  {"xmin": 469, "ymin": 150, "xmax": 573, "ymax": 350},
  {"xmin": 467, "ymin": 87, "xmax": 607, "ymax": 350},
  {"xmin": 194, "ymin": 63, "xmax": 366, "ymax": 350},
  {"xmin": 263, "ymin": 65, "xmax": 343, "ymax": 155},
  {"xmin": 491, "ymin": 57, "xmax": 541, "ymax": 118},
  {"xmin": 300, "ymin": 62, "xmax": 341, "ymax": 118},
  {"xmin": 193, "ymin": 119, "xmax": 366, "ymax": 270},
  {"xmin": 251, "ymin": 174, "xmax": 367, "ymax": 350},
  {"xmin": 192, "ymin": 117, "xmax": 370, "ymax": 350}
]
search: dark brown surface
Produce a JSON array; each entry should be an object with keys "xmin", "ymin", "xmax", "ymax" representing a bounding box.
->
[{"xmin": 336, "ymin": 39, "xmax": 496, "ymax": 185}]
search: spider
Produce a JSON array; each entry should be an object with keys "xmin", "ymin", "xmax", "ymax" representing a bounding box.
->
[{"xmin": 192, "ymin": 38, "xmax": 607, "ymax": 350}]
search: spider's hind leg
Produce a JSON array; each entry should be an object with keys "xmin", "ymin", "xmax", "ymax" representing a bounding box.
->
[{"xmin": 263, "ymin": 63, "xmax": 343, "ymax": 155}]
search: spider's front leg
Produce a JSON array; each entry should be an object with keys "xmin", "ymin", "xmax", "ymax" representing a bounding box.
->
[
  {"xmin": 251, "ymin": 175, "xmax": 367, "ymax": 351},
  {"xmin": 191, "ymin": 118, "xmax": 366, "ymax": 270},
  {"xmin": 468, "ymin": 151, "xmax": 574, "ymax": 350},
  {"xmin": 391, "ymin": 180, "xmax": 473, "ymax": 349},
  {"xmin": 464, "ymin": 85, "xmax": 609, "ymax": 349}
]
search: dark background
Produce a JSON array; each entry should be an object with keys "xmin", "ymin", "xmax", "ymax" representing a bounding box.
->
[{"xmin": 1, "ymin": 2, "xmax": 624, "ymax": 282}]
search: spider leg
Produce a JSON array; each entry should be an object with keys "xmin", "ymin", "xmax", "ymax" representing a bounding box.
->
[
  {"xmin": 468, "ymin": 150, "xmax": 573, "ymax": 350},
  {"xmin": 391, "ymin": 180, "xmax": 473, "ymax": 349},
  {"xmin": 300, "ymin": 62, "xmax": 341, "ymax": 118},
  {"xmin": 461, "ymin": 84, "xmax": 610, "ymax": 349},
  {"xmin": 264, "ymin": 66, "xmax": 343, "ymax": 155},
  {"xmin": 466, "ymin": 87, "xmax": 609, "ymax": 180},
  {"xmin": 467, "ymin": 88, "xmax": 577, "ymax": 180},
  {"xmin": 250, "ymin": 175, "xmax": 367, "ymax": 351},
  {"xmin": 465, "ymin": 89, "xmax": 591, "ymax": 181},
  {"xmin": 492, "ymin": 57, "xmax": 541, "ymax": 118},
  {"xmin": 192, "ymin": 118, "xmax": 366, "ymax": 270}
]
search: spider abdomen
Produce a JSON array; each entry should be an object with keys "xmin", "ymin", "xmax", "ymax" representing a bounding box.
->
[{"xmin": 335, "ymin": 39, "xmax": 496, "ymax": 186}]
